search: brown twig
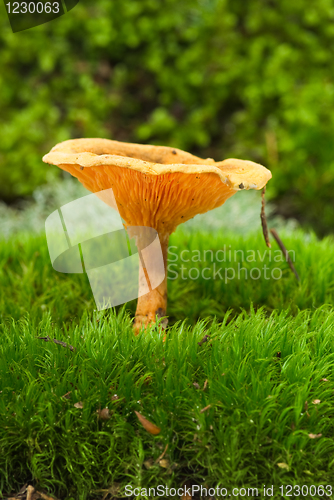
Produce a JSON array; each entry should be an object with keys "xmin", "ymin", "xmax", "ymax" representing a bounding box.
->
[
  {"xmin": 26, "ymin": 485, "xmax": 34, "ymax": 500},
  {"xmin": 38, "ymin": 490, "xmax": 61, "ymax": 500},
  {"xmin": 155, "ymin": 443, "xmax": 169, "ymax": 464},
  {"xmin": 270, "ymin": 228, "xmax": 300, "ymax": 281},
  {"xmin": 261, "ymin": 186, "xmax": 271, "ymax": 248},
  {"xmin": 92, "ymin": 484, "xmax": 121, "ymax": 498},
  {"xmin": 61, "ymin": 390, "xmax": 72, "ymax": 399},
  {"xmin": 200, "ymin": 404, "xmax": 212, "ymax": 413},
  {"xmin": 37, "ymin": 335, "xmax": 76, "ymax": 351},
  {"xmin": 198, "ymin": 334, "xmax": 210, "ymax": 346},
  {"xmin": 14, "ymin": 483, "xmax": 28, "ymax": 497}
]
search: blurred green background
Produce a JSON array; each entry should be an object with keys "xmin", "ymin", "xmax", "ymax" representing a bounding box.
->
[{"xmin": 1, "ymin": 0, "xmax": 334, "ymax": 235}]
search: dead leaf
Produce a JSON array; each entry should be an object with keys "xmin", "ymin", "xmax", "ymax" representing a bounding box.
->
[
  {"xmin": 308, "ymin": 433, "xmax": 322, "ymax": 439},
  {"xmin": 320, "ymin": 378, "xmax": 329, "ymax": 382},
  {"xmin": 96, "ymin": 408, "xmax": 111, "ymax": 420},
  {"xmin": 193, "ymin": 382, "xmax": 200, "ymax": 389},
  {"xmin": 277, "ymin": 462, "xmax": 289, "ymax": 470},
  {"xmin": 143, "ymin": 458, "xmax": 155, "ymax": 469},
  {"xmin": 135, "ymin": 411, "xmax": 161, "ymax": 435},
  {"xmin": 111, "ymin": 394, "xmax": 119, "ymax": 401},
  {"xmin": 203, "ymin": 379, "xmax": 208, "ymax": 391},
  {"xmin": 200, "ymin": 404, "xmax": 212, "ymax": 414},
  {"xmin": 74, "ymin": 401, "xmax": 83, "ymax": 409},
  {"xmin": 159, "ymin": 458, "xmax": 170, "ymax": 468},
  {"xmin": 304, "ymin": 400, "xmax": 308, "ymax": 411},
  {"xmin": 312, "ymin": 399, "xmax": 321, "ymax": 405}
]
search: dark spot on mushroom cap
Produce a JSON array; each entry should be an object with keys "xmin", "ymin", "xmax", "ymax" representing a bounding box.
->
[
  {"xmin": 239, "ymin": 183, "xmax": 244, "ymax": 189},
  {"xmin": 172, "ymin": 150, "xmax": 177, "ymax": 154},
  {"xmin": 80, "ymin": 166, "xmax": 84, "ymax": 170}
]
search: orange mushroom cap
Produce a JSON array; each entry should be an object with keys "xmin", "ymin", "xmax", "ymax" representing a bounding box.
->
[{"xmin": 43, "ymin": 138, "xmax": 271, "ymax": 236}]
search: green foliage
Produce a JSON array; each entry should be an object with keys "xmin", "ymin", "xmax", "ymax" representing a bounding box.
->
[
  {"xmin": 1, "ymin": 0, "xmax": 334, "ymax": 233},
  {"xmin": 1, "ymin": 226, "xmax": 334, "ymax": 494},
  {"xmin": 2, "ymin": 307, "xmax": 334, "ymax": 497},
  {"xmin": 0, "ymin": 227, "xmax": 334, "ymax": 326}
]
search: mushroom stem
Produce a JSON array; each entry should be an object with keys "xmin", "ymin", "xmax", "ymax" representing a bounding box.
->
[{"xmin": 133, "ymin": 232, "xmax": 169, "ymax": 335}]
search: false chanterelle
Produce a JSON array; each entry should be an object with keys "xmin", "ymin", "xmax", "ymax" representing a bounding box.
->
[{"xmin": 43, "ymin": 138, "xmax": 272, "ymax": 334}]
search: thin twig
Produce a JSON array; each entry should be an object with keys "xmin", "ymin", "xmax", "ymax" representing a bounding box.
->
[
  {"xmin": 155, "ymin": 443, "xmax": 169, "ymax": 464},
  {"xmin": 37, "ymin": 335, "xmax": 76, "ymax": 351},
  {"xmin": 200, "ymin": 404, "xmax": 212, "ymax": 413},
  {"xmin": 37, "ymin": 491, "xmax": 61, "ymax": 500},
  {"xmin": 270, "ymin": 228, "xmax": 300, "ymax": 281},
  {"xmin": 198, "ymin": 334, "xmax": 210, "ymax": 346},
  {"xmin": 261, "ymin": 186, "xmax": 271, "ymax": 248},
  {"xmin": 15, "ymin": 483, "xmax": 28, "ymax": 497},
  {"xmin": 61, "ymin": 390, "xmax": 72, "ymax": 399},
  {"xmin": 92, "ymin": 484, "xmax": 120, "ymax": 500}
]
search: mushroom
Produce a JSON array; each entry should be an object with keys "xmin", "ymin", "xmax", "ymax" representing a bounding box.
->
[{"xmin": 43, "ymin": 138, "xmax": 272, "ymax": 334}]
